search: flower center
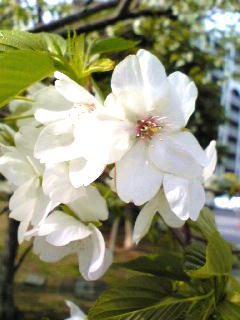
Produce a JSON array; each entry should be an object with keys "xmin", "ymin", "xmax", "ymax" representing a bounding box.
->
[{"xmin": 135, "ymin": 116, "xmax": 165, "ymax": 139}]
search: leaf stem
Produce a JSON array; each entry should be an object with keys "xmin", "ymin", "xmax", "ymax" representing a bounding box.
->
[{"xmin": 2, "ymin": 114, "xmax": 34, "ymax": 122}]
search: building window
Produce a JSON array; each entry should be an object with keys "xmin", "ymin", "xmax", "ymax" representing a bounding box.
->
[
  {"xmin": 229, "ymin": 119, "xmax": 238, "ymax": 128},
  {"xmin": 227, "ymin": 152, "xmax": 236, "ymax": 160},
  {"xmin": 228, "ymin": 135, "xmax": 237, "ymax": 144},
  {"xmin": 231, "ymin": 104, "xmax": 239, "ymax": 112},
  {"xmin": 232, "ymin": 89, "xmax": 240, "ymax": 97}
]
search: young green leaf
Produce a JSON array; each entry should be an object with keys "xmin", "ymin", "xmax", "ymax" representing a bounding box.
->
[
  {"xmin": 38, "ymin": 32, "xmax": 67, "ymax": 56},
  {"xmin": 117, "ymin": 253, "xmax": 189, "ymax": 281},
  {"xmin": 83, "ymin": 58, "xmax": 115, "ymax": 76},
  {"xmin": 0, "ymin": 50, "xmax": 55, "ymax": 107},
  {"xmin": 184, "ymin": 233, "xmax": 233, "ymax": 278},
  {"xmin": 90, "ymin": 37, "xmax": 138, "ymax": 56}
]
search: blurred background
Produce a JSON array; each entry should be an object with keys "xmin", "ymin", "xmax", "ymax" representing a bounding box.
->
[{"xmin": 1, "ymin": 0, "xmax": 240, "ymax": 319}]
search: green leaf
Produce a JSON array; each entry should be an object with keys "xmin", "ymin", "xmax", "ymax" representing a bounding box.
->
[
  {"xmin": 0, "ymin": 30, "xmax": 66, "ymax": 56},
  {"xmin": 186, "ymin": 298, "xmax": 215, "ymax": 320},
  {"xmin": 0, "ymin": 30, "xmax": 46, "ymax": 51},
  {"xmin": 90, "ymin": 37, "xmax": 138, "ymax": 55},
  {"xmin": 83, "ymin": 58, "xmax": 115, "ymax": 76},
  {"xmin": 0, "ymin": 50, "xmax": 55, "ymax": 107},
  {"xmin": 216, "ymin": 301, "xmax": 240, "ymax": 320},
  {"xmin": 89, "ymin": 274, "xmax": 213, "ymax": 320},
  {"xmin": 184, "ymin": 232, "xmax": 233, "ymax": 278},
  {"xmin": 38, "ymin": 32, "xmax": 67, "ymax": 56},
  {"xmin": 191, "ymin": 207, "xmax": 217, "ymax": 240},
  {"xmin": 89, "ymin": 275, "xmax": 172, "ymax": 320},
  {"xmin": 117, "ymin": 253, "xmax": 189, "ymax": 281}
]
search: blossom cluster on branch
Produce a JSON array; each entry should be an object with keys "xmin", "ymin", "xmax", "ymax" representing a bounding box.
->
[{"xmin": 0, "ymin": 49, "xmax": 217, "ymax": 281}]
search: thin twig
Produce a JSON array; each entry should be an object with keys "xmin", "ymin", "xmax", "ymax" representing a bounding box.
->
[{"xmin": 14, "ymin": 243, "xmax": 33, "ymax": 274}]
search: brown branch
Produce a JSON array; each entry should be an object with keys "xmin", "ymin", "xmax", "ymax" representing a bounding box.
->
[
  {"xmin": 14, "ymin": 243, "xmax": 33, "ymax": 274},
  {"xmin": 60, "ymin": 7, "xmax": 175, "ymax": 37},
  {"xmin": 117, "ymin": 0, "xmax": 132, "ymax": 16},
  {"xmin": 29, "ymin": 0, "xmax": 175, "ymax": 36},
  {"xmin": 30, "ymin": 0, "xmax": 119, "ymax": 33}
]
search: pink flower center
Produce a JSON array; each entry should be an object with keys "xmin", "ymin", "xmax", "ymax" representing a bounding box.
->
[{"xmin": 135, "ymin": 116, "xmax": 165, "ymax": 139}]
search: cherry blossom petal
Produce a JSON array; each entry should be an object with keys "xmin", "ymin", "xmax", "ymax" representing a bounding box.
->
[
  {"xmin": 14, "ymin": 126, "xmax": 40, "ymax": 155},
  {"xmin": 68, "ymin": 186, "xmax": 108, "ymax": 222},
  {"xmin": 148, "ymin": 135, "xmax": 203, "ymax": 179},
  {"xmin": 168, "ymin": 71, "xmax": 198, "ymax": 126},
  {"xmin": 168, "ymin": 131, "xmax": 208, "ymax": 167},
  {"xmin": 163, "ymin": 174, "xmax": 205, "ymax": 221},
  {"xmin": 136, "ymin": 49, "xmax": 170, "ymax": 111},
  {"xmin": 30, "ymin": 188, "xmax": 58, "ymax": 226},
  {"xmin": 43, "ymin": 162, "xmax": 85, "ymax": 204},
  {"xmin": 104, "ymin": 93, "xmax": 127, "ymax": 120},
  {"xmin": 18, "ymin": 217, "xmax": 32, "ymax": 244},
  {"xmin": 74, "ymin": 116, "xmax": 131, "ymax": 164},
  {"xmin": 69, "ymin": 158, "xmax": 105, "ymax": 188},
  {"xmin": 203, "ymin": 140, "xmax": 217, "ymax": 182},
  {"xmin": 157, "ymin": 190, "xmax": 185, "ymax": 228},
  {"xmin": 55, "ymin": 72, "xmax": 100, "ymax": 107},
  {"xmin": 111, "ymin": 54, "xmax": 147, "ymax": 119},
  {"xmin": 65, "ymin": 300, "xmax": 86, "ymax": 320},
  {"xmin": 34, "ymin": 86, "xmax": 72, "ymax": 124},
  {"xmin": 40, "ymin": 212, "xmax": 92, "ymax": 246},
  {"xmin": 9, "ymin": 177, "xmax": 38, "ymax": 210},
  {"xmin": 78, "ymin": 226, "xmax": 112, "ymax": 281},
  {"xmin": 133, "ymin": 195, "xmax": 158, "ymax": 244},
  {"xmin": 0, "ymin": 150, "xmax": 35, "ymax": 186},
  {"xmin": 33, "ymin": 236, "xmax": 75, "ymax": 262},
  {"xmin": 34, "ymin": 120, "xmax": 83, "ymax": 163},
  {"xmin": 133, "ymin": 189, "xmax": 184, "ymax": 244},
  {"xmin": 116, "ymin": 140, "xmax": 163, "ymax": 205}
]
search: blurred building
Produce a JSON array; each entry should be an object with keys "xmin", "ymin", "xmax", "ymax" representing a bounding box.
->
[{"xmin": 217, "ymin": 44, "xmax": 240, "ymax": 176}]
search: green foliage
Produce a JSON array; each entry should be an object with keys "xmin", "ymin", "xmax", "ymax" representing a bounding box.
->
[
  {"xmin": 0, "ymin": 30, "xmax": 68, "ymax": 107},
  {"xmin": 217, "ymin": 301, "xmax": 240, "ymax": 320},
  {"xmin": 186, "ymin": 208, "xmax": 233, "ymax": 278},
  {"xmin": 209, "ymin": 172, "xmax": 240, "ymax": 196},
  {"xmin": 38, "ymin": 32, "xmax": 67, "ymax": 56},
  {"xmin": 0, "ymin": 50, "xmax": 55, "ymax": 107},
  {"xmin": 117, "ymin": 252, "xmax": 188, "ymax": 281},
  {"xmin": 89, "ymin": 273, "xmax": 214, "ymax": 320},
  {"xmin": 90, "ymin": 37, "xmax": 138, "ymax": 55},
  {"xmin": 0, "ymin": 31, "xmax": 137, "ymax": 107},
  {"xmin": 89, "ymin": 208, "xmax": 237, "ymax": 320},
  {"xmin": 0, "ymin": 30, "xmax": 47, "ymax": 51},
  {"xmin": 0, "ymin": 30, "xmax": 66, "ymax": 55},
  {"xmin": 185, "ymin": 234, "xmax": 232, "ymax": 278}
]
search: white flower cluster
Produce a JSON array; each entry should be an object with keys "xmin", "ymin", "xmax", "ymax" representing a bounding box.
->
[{"xmin": 0, "ymin": 49, "xmax": 216, "ymax": 280}]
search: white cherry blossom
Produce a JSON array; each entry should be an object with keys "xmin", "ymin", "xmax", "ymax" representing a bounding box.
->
[
  {"xmin": 33, "ymin": 73, "xmax": 112, "ymax": 190},
  {"xmin": 0, "ymin": 126, "xmax": 58, "ymax": 243},
  {"xmin": 133, "ymin": 140, "xmax": 217, "ymax": 243},
  {"xmin": 78, "ymin": 49, "xmax": 209, "ymax": 206},
  {"xmin": 32, "ymin": 188, "xmax": 111, "ymax": 281}
]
